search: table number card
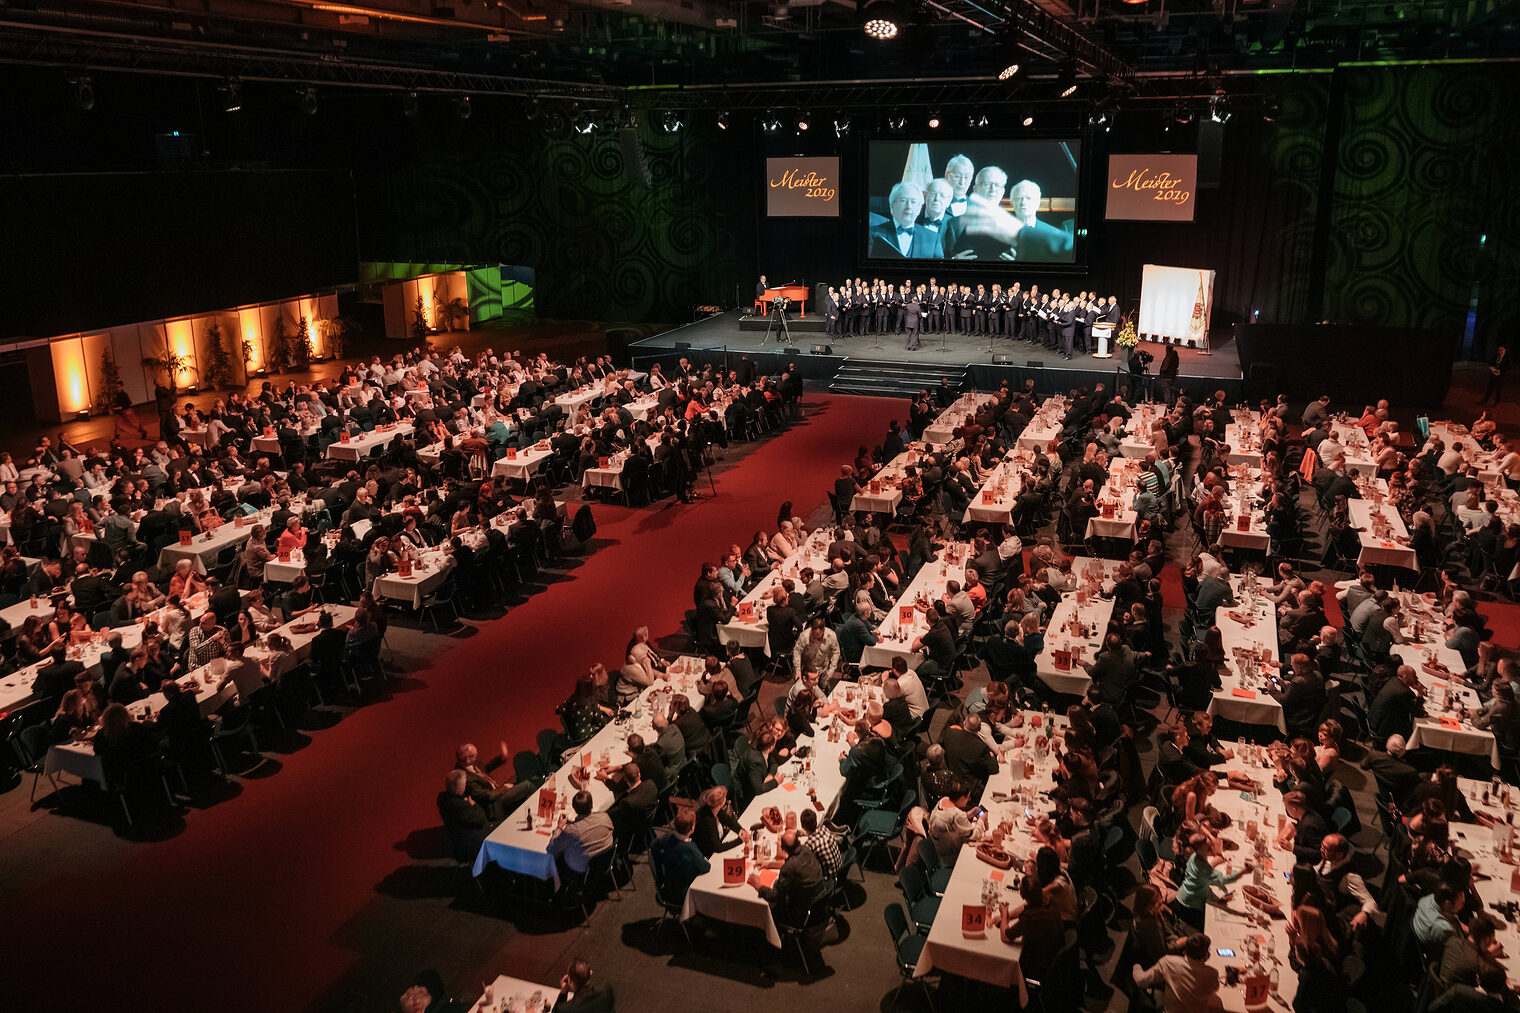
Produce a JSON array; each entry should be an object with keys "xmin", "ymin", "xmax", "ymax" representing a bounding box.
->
[
  {"xmin": 723, "ymin": 856, "xmax": 746, "ymax": 885},
  {"xmin": 397, "ymin": 559, "xmax": 413, "ymax": 577},
  {"xmin": 598, "ymin": 456, "xmax": 611, "ymax": 470},
  {"xmin": 339, "ymin": 430, "xmax": 351, "ymax": 443},
  {"xmin": 981, "ymin": 491, "xmax": 995, "ymax": 505},
  {"xmin": 178, "ymin": 530, "xmax": 192, "ymax": 546},
  {"xmin": 869, "ymin": 480, "xmax": 882, "ymax": 494},
  {"xmin": 505, "ymin": 447, "xmax": 518, "ymax": 460},
  {"xmin": 961, "ymin": 904, "xmax": 987, "ymax": 938},
  {"xmin": 736, "ymin": 602, "xmax": 755, "ymax": 621},
  {"xmin": 1237, "ymin": 515, "xmax": 1251, "ymax": 532},
  {"xmin": 899, "ymin": 606, "xmax": 916, "ymax": 625},
  {"xmin": 1052, "ymin": 648, "xmax": 1072, "ymax": 670}
]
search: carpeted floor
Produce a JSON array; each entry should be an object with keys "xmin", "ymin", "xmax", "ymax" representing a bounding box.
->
[{"xmin": 0, "ymin": 390, "xmax": 905, "ymax": 1012}]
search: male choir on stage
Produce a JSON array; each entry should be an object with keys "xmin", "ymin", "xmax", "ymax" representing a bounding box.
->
[{"xmin": 821, "ymin": 278, "xmax": 1119, "ymax": 360}]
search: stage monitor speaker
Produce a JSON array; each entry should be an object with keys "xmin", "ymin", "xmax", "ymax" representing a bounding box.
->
[
  {"xmin": 674, "ymin": 341, "xmax": 691, "ymax": 351},
  {"xmin": 993, "ymin": 354, "xmax": 1013, "ymax": 364},
  {"xmin": 618, "ymin": 127, "xmax": 652, "ymax": 188},
  {"xmin": 1025, "ymin": 361, "xmax": 1045, "ymax": 369},
  {"xmin": 811, "ymin": 344, "xmax": 833, "ymax": 355},
  {"xmin": 1197, "ymin": 121, "xmax": 1223, "ymax": 189}
]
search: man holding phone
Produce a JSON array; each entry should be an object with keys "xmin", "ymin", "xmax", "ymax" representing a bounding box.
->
[
  {"xmin": 1131, "ymin": 933, "xmax": 1222, "ymax": 1013},
  {"xmin": 926, "ymin": 779, "xmax": 986, "ymax": 863}
]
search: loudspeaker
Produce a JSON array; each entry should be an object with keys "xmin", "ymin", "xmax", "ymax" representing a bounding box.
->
[
  {"xmin": 1197, "ymin": 121, "xmax": 1223, "ymax": 189},
  {"xmin": 993, "ymin": 354, "xmax": 1012, "ymax": 364},
  {"xmin": 618, "ymin": 127, "xmax": 651, "ymax": 188},
  {"xmin": 811, "ymin": 344, "xmax": 833, "ymax": 355},
  {"xmin": 1025, "ymin": 360, "xmax": 1045, "ymax": 368},
  {"xmin": 814, "ymin": 282, "xmax": 828, "ymax": 310},
  {"xmin": 674, "ymin": 342, "xmax": 691, "ymax": 351}
]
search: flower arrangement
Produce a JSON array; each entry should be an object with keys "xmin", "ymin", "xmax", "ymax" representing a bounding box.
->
[{"xmin": 1115, "ymin": 316, "xmax": 1139, "ymax": 349}]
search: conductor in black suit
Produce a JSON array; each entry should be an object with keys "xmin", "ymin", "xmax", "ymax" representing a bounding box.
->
[
  {"xmin": 904, "ymin": 291, "xmax": 923, "ymax": 351},
  {"xmin": 868, "ymin": 183, "xmax": 942, "ymax": 260},
  {"xmin": 824, "ymin": 287, "xmax": 841, "ymax": 338},
  {"xmin": 1481, "ymin": 346, "xmax": 1511, "ymax": 406}
]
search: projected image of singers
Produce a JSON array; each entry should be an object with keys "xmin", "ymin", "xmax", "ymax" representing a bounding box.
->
[{"xmin": 867, "ymin": 182, "xmax": 943, "ymax": 259}]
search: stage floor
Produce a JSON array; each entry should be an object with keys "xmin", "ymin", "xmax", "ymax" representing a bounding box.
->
[{"xmin": 632, "ymin": 310, "xmax": 1241, "ymax": 381}]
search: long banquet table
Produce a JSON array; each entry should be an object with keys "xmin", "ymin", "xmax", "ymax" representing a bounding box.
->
[
  {"xmin": 858, "ymin": 541, "xmax": 975, "ymax": 670},
  {"xmin": 924, "ymin": 393, "xmax": 1000, "ymax": 447},
  {"xmin": 1206, "ymin": 575, "xmax": 1287, "ymax": 732},
  {"xmin": 716, "ymin": 527, "xmax": 834, "ymax": 655},
  {"xmin": 1031, "ymin": 558, "xmax": 1124, "ymax": 696},
  {"xmin": 679, "ymin": 678, "xmax": 878, "ymax": 946},
  {"xmin": 472, "ymin": 656, "xmax": 707, "ymax": 886}
]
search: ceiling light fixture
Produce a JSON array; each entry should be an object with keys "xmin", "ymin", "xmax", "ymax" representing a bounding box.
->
[
  {"xmin": 927, "ymin": 111, "xmax": 941, "ymax": 129},
  {"xmin": 887, "ymin": 113, "xmax": 906, "ymax": 131},
  {"xmin": 299, "ymin": 86, "xmax": 318, "ymax": 116},
  {"xmin": 997, "ymin": 56, "xmax": 1022, "ymax": 81},
  {"xmin": 716, "ymin": 110, "xmax": 730, "ymax": 130},
  {"xmin": 861, "ymin": 0, "xmax": 901, "ymax": 39},
  {"xmin": 402, "ymin": 90, "xmax": 420, "ymax": 118},
  {"xmin": 1209, "ymin": 94, "xmax": 1231, "ymax": 124},
  {"xmin": 453, "ymin": 95, "xmax": 472, "ymax": 120},
  {"xmin": 1022, "ymin": 115, "xmax": 1035, "ymax": 127},
  {"xmin": 1057, "ymin": 65, "xmax": 1079, "ymax": 98},
  {"xmin": 797, "ymin": 112, "xmax": 809, "ymax": 132},
  {"xmin": 833, "ymin": 114, "xmax": 851, "ymax": 137},
  {"xmin": 661, "ymin": 110, "xmax": 684, "ymax": 133}
]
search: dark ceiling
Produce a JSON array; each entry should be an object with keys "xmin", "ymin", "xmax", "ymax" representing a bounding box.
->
[{"xmin": 0, "ymin": 0, "xmax": 1516, "ymax": 115}]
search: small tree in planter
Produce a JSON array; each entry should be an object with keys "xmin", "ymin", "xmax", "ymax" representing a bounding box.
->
[
  {"xmin": 269, "ymin": 317, "xmax": 290, "ymax": 372},
  {"xmin": 290, "ymin": 316, "xmax": 315, "ymax": 368},
  {"xmin": 412, "ymin": 295, "xmax": 430, "ymax": 341},
  {"xmin": 241, "ymin": 337, "xmax": 261, "ymax": 378},
  {"xmin": 201, "ymin": 321, "xmax": 235, "ymax": 390},
  {"xmin": 93, "ymin": 349, "xmax": 126, "ymax": 415}
]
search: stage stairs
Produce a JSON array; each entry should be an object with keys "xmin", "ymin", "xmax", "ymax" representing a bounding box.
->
[{"xmin": 828, "ymin": 359, "xmax": 969, "ymax": 399}]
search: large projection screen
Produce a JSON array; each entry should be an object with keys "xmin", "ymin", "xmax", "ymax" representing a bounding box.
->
[{"xmin": 864, "ymin": 139, "xmax": 1080, "ymax": 263}]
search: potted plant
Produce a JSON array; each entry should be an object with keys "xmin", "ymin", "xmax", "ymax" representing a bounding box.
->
[
  {"xmin": 142, "ymin": 348, "xmax": 197, "ymax": 391},
  {"xmin": 434, "ymin": 295, "xmax": 469, "ymax": 332},
  {"xmin": 290, "ymin": 316, "xmax": 315, "ymax": 368},
  {"xmin": 241, "ymin": 337, "xmax": 263, "ymax": 378},
  {"xmin": 93, "ymin": 349, "xmax": 126, "ymax": 416},
  {"xmin": 201, "ymin": 321, "xmax": 235, "ymax": 390},
  {"xmin": 1115, "ymin": 316, "xmax": 1139, "ymax": 350}
]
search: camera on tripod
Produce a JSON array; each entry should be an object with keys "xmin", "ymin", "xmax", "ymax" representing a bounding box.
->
[
  {"xmin": 1133, "ymin": 348, "xmax": 1155, "ymax": 371},
  {"xmin": 770, "ymin": 296, "xmax": 790, "ymax": 315}
]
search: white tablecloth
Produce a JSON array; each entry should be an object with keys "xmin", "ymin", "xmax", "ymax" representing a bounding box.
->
[
  {"xmin": 914, "ymin": 709, "xmax": 1061, "ymax": 999},
  {"xmin": 494, "ymin": 446, "xmax": 554, "ymax": 483},
  {"xmin": 371, "ymin": 551, "xmax": 451, "ymax": 609},
  {"xmin": 681, "ymin": 679, "xmax": 877, "ymax": 946},
  {"xmin": 325, "ymin": 424, "xmax": 415, "ymax": 462},
  {"xmin": 963, "ymin": 455, "xmax": 1029, "ymax": 526},
  {"xmin": 1033, "ymin": 559, "xmax": 1124, "ymax": 696},
  {"xmin": 1207, "ymin": 578, "xmax": 1287, "ymax": 731},
  {"xmin": 472, "ymin": 656, "xmax": 708, "ymax": 885},
  {"xmin": 716, "ymin": 528, "xmax": 834, "ymax": 654},
  {"xmin": 1347, "ymin": 498, "xmax": 1418, "ymax": 571},
  {"xmin": 469, "ymin": 975, "xmax": 560, "ymax": 1013},
  {"xmin": 1085, "ymin": 457, "xmax": 1140, "ymax": 543},
  {"xmin": 858, "ymin": 541, "xmax": 975, "ymax": 670},
  {"xmin": 1015, "ymin": 397, "xmax": 1070, "ymax": 453},
  {"xmin": 1204, "ymin": 745, "xmax": 1301, "ymax": 1013},
  {"xmin": 924, "ymin": 393, "xmax": 999, "ymax": 447},
  {"xmin": 157, "ymin": 511, "xmax": 272, "ymax": 574}
]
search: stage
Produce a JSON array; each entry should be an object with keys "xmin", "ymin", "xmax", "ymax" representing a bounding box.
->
[{"xmin": 626, "ymin": 310, "xmax": 1244, "ymax": 401}]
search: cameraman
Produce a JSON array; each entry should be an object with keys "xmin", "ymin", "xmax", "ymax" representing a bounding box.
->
[{"xmin": 1128, "ymin": 345, "xmax": 1155, "ymax": 404}]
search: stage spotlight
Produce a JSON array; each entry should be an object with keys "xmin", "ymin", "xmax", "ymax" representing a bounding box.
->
[
  {"xmin": 572, "ymin": 110, "xmax": 597, "ymax": 134},
  {"xmin": 927, "ymin": 111, "xmax": 941, "ymax": 129},
  {"xmin": 661, "ymin": 110, "xmax": 684, "ymax": 133},
  {"xmin": 833, "ymin": 114, "xmax": 851, "ymax": 137},
  {"xmin": 1022, "ymin": 115, "xmax": 1035, "ymax": 127},
  {"xmin": 453, "ymin": 95, "xmax": 472, "ymax": 120},
  {"xmin": 861, "ymin": 0, "xmax": 901, "ymax": 39},
  {"xmin": 1175, "ymin": 104, "xmax": 1194, "ymax": 125},
  {"xmin": 402, "ymin": 90, "xmax": 420, "ymax": 118},
  {"xmin": 762, "ymin": 112, "xmax": 783, "ymax": 134},
  {"xmin": 716, "ymin": 110, "xmax": 730, "ymax": 130},
  {"xmin": 299, "ymin": 86, "xmax": 318, "ymax": 116},
  {"xmin": 219, "ymin": 78, "xmax": 242, "ymax": 113},
  {"xmin": 71, "ymin": 75, "xmax": 94, "ymax": 112},
  {"xmin": 997, "ymin": 57, "xmax": 1022, "ymax": 81},
  {"xmin": 1209, "ymin": 94, "xmax": 1231, "ymax": 123},
  {"xmin": 1057, "ymin": 65, "xmax": 1079, "ymax": 98},
  {"xmin": 1162, "ymin": 108, "xmax": 1173, "ymax": 132},
  {"xmin": 797, "ymin": 113, "xmax": 809, "ymax": 131},
  {"xmin": 886, "ymin": 113, "xmax": 906, "ymax": 131},
  {"xmin": 1262, "ymin": 100, "xmax": 1279, "ymax": 122}
]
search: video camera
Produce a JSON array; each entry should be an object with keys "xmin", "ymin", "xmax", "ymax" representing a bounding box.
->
[
  {"xmin": 770, "ymin": 296, "xmax": 790, "ymax": 314},
  {"xmin": 1132, "ymin": 348, "xmax": 1155, "ymax": 372}
]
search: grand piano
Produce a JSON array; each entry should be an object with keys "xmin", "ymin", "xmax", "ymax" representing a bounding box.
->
[{"xmin": 754, "ymin": 284, "xmax": 809, "ymax": 317}]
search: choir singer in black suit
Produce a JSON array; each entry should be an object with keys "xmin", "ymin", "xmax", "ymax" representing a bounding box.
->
[{"xmin": 869, "ymin": 183, "xmax": 942, "ymax": 259}]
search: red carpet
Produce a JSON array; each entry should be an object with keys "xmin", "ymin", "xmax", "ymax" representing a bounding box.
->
[{"xmin": 1, "ymin": 392, "xmax": 906, "ymax": 1011}]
